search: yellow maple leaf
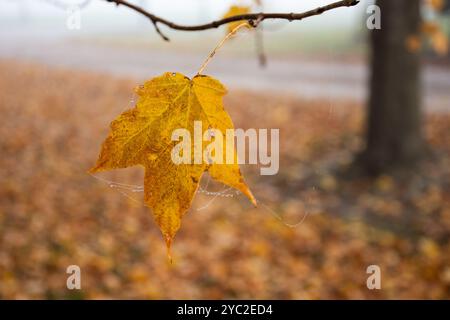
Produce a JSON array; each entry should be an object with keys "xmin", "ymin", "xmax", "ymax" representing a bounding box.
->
[
  {"xmin": 222, "ymin": 5, "xmax": 251, "ymax": 34},
  {"xmin": 90, "ymin": 72, "xmax": 256, "ymax": 256}
]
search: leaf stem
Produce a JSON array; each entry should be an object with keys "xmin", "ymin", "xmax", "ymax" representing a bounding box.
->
[{"xmin": 196, "ymin": 22, "xmax": 250, "ymax": 76}]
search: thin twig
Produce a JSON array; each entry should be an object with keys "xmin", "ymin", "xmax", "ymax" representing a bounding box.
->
[
  {"xmin": 255, "ymin": 26, "xmax": 266, "ymax": 67},
  {"xmin": 105, "ymin": 0, "xmax": 360, "ymax": 41}
]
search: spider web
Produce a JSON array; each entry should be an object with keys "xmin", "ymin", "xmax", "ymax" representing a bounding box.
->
[{"xmin": 89, "ymin": 170, "xmax": 312, "ymax": 229}]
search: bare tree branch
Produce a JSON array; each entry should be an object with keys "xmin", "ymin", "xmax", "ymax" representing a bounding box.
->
[{"xmin": 105, "ymin": 0, "xmax": 360, "ymax": 41}]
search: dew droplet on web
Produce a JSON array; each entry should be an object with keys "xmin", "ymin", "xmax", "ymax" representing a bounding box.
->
[{"xmin": 128, "ymin": 92, "xmax": 139, "ymax": 108}]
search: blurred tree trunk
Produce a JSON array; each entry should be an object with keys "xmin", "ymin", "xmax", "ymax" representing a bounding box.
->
[{"xmin": 361, "ymin": 0, "xmax": 424, "ymax": 174}]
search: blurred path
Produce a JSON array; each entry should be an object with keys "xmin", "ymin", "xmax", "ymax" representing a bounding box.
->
[{"xmin": 1, "ymin": 31, "xmax": 449, "ymax": 112}]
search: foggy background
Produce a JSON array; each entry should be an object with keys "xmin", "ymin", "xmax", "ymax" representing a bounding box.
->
[{"xmin": 0, "ymin": 0, "xmax": 449, "ymax": 299}]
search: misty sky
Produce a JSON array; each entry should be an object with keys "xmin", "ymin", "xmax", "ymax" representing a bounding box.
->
[{"xmin": 0, "ymin": 0, "xmax": 368, "ymax": 32}]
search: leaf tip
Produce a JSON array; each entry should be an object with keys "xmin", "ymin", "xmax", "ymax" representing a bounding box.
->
[
  {"xmin": 250, "ymin": 194, "xmax": 257, "ymax": 208},
  {"xmin": 165, "ymin": 235, "xmax": 174, "ymax": 264},
  {"xmin": 242, "ymin": 186, "xmax": 257, "ymax": 207},
  {"xmin": 88, "ymin": 164, "xmax": 103, "ymax": 175}
]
